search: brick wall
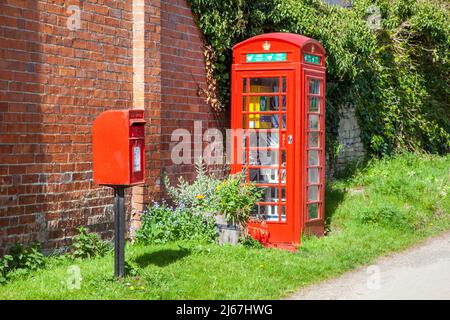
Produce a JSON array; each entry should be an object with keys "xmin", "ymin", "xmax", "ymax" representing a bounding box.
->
[
  {"xmin": 0, "ymin": 0, "xmax": 135, "ymax": 254},
  {"xmin": 160, "ymin": 0, "xmax": 227, "ymax": 186},
  {"xmin": 0, "ymin": 0, "xmax": 225, "ymax": 255}
]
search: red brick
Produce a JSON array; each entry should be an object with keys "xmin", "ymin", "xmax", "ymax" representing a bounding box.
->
[{"xmin": 0, "ymin": 0, "xmax": 226, "ymax": 255}]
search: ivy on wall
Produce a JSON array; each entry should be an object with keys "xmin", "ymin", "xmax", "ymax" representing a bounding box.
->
[{"xmin": 187, "ymin": 0, "xmax": 450, "ymax": 158}]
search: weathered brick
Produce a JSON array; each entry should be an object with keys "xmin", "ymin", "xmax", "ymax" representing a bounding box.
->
[{"xmin": 0, "ymin": 0, "xmax": 226, "ymax": 255}]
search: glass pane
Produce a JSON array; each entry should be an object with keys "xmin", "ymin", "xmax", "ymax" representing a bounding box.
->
[
  {"xmin": 243, "ymin": 78, "xmax": 247, "ymax": 93},
  {"xmin": 308, "ymin": 186, "xmax": 319, "ymax": 201},
  {"xmin": 309, "ymin": 96, "xmax": 319, "ymax": 112},
  {"xmin": 282, "ymin": 114, "xmax": 286, "ymax": 129},
  {"xmin": 282, "ymin": 96, "xmax": 286, "ymax": 111},
  {"xmin": 249, "ymin": 149, "xmax": 279, "ymax": 166},
  {"xmin": 308, "ymin": 203, "xmax": 318, "ymax": 220},
  {"xmin": 248, "ymin": 130, "xmax": 279, "ymax": 148},
  {"xmin": 246, "ymin": 114, "xmax": 279, "ymax": 129},
  {"xmin": 249, "ymin": 168, "xmax": 277, "ymax": 184},
  {"xmin": 253, "ymin": 204, "xmax": 279, "ymax": 221},
  {"xmin": 249, "ymin": 168, "xmax": 285, "ymax": 184},
  {"xmin": 282, "ymin": 77, "xmax": 286, "ymax": 92},
  {"xmin": 308, "ymin": 168, "xmax": 319, "ymax": 184},
  {"xmin": 308, "ymin": 132, "xmax": 319, "ymax": 148},
  {"xmin": 309, "ymin": 79, "xmax": 320, "ymax": 94},
  {"xmin": 281, "ymin": 187, "xmax": 286, "ymax": 202},
  {"xmin": 281, "ymin": 150, "xmax": 286, "ymax": 166},
  {"xmin": 281, "ymin": 205, "xmax": 286, "ymax": 222},
  {"xmin": 242, "ymin": 96, "xmax": 247, "ymax": 112},
  {"xmin": 308, "ymin": 150, "xmax": 319, "ymax": 166},
  {"xmin": 250, "ymin": 78, "xmax": 279, "ymax": 93},
  {"xmin": 247, "ymin": 113, "xmax": 260, "ymax": 129},
  {"xmin": 260, "ymin": 186, "xmax": 279, "ymax": 203},
  {"xmin": 309, "ymin": 114, "xmax": 319, "ymax": 130},
  {"xmin": 248, "ymin": 96, "xmax": 281, "ymax": 113},
  {"xmin": 281, "ymin": 169, "xmax": 286, "ymax": 183}
]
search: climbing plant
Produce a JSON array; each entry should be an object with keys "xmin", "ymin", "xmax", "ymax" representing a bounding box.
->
[{"xmin": 187, "ymin": 0, "xmax": 450, "ymax": 158}]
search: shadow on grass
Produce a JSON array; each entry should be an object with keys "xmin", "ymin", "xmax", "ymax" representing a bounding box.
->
[
  {"xmin": 325, "ymin": 184, "xmax": 346, "ymax": 233},
  {"xmin": 134, "ymin": 247, "xmax": 191, "ymax": 268}
]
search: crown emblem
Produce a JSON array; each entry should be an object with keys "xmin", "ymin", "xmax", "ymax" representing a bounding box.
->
[
  {"xmin": 311, "ymin": 46, "xmax": 315, "ymax": 53},
  {"xmin": 262, "ymin": 41, "xmax": 271, "ymax": 51}
]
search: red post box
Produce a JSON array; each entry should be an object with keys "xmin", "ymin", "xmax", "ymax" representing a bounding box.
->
[
  {"xmin": 92, "ymin": 109, "xmax": 146, "ymax": 277},
  {"xmin": 93, "ymin": 109, "xmax": 146, "ymax": 186},
  {"xmin": 231, "ymin": 33, "xmax": 326, "ymax": 249}
]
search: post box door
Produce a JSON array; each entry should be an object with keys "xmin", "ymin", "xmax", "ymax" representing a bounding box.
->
[
  {"xmin": 129, "ymin": 123, "xmax": 145, "ymax": 184},
  {"xmin": 233, "ymin": 69, "xmax": 296, "ymax": 243}
]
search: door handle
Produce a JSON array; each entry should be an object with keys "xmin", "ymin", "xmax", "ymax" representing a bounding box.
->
[{"xmin": 288, "ymin": 135, "xmax": 293, "ymax": 145}]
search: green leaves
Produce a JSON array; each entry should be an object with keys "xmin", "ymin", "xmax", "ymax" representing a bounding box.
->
[
  {"xmin": 0, "ymin": 243, "xmax": 46, "ymax": 284},
  {"xmin": 135, "ymin": 204, "xmax": 217, "ymax": 245},
  {"xmin": 163, "ymin": 158, "xmax": 220, "ymax": 212},
  {"xmin": 187, "ymin": 0, "xmax": 450, "ymax": 158},
  {"xmin": 212, "ymin": 172, "xmax": 263, "ymax": 227},
  {"xmin": 70, "ymin": 227, "xmax": 111, "ymax": 260}
]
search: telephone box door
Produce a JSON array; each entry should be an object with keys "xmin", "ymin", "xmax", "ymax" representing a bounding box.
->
[{"xmin": 232, "ymin": 69, "xmax": 296, "ymax": 243}]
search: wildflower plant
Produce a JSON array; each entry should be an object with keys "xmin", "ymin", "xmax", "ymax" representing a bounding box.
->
[
  {"xmin": 135, "ymin": 202, "xmax": 217, "ymax": 244},
  {"xmin": 212, "ymin": 172, "xmax": 263, "ymax": 227},
  {"xmin": 163, "ymin": 158, "xmax": 220, "ymax": 213}
]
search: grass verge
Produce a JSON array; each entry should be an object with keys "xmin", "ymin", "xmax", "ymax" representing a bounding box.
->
[{"xmin": 0, "ymin": 153, "xmax": 448, "ymax": 299}]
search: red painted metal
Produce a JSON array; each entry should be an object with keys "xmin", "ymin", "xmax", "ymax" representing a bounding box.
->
[
  {"xmin": 231, "ymin": 33, "xmax": 326, "ymax": 247},
  {"xmin": 93, "ymin": 109, "xmax": 146, "ymax": 186}
]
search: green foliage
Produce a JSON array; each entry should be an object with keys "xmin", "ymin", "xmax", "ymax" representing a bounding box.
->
[
  {"xmin": 164, "ymin": 159, "xmax": 220, "ymax": 213},
  {"xmin": 0, "ymin": 243, "xmax": 46, "ymax": 284},
  {"xmin": 187, "ymin": 0, "xmax": 450, "ymax": 158},
  {"xmin": 357, "ymin": 203, "xmax": 408, "ymax": 228},
  {"xmin": 212, "ymin": 172, "xmax": 263, "ymax": 226},
  {"xmin": 332, "ymin": 152, "xmax": 450, "ymax": 232},
  {"xmin": 70, "ymin": 227, "xmax": 111, "ymax": 259},
  {"xmin": 0, "ymin": 154, "xmax": 449, "ymax": 299},
  {"xmin": 124, "ymin": 261, "xmax": 141, "ymax": 278},
  {"xmin": 135, "ymin": 203, "xmax": 217, "ymax": 245},
  {"xmin": 239, "ymin": 236, "xmax": 264, "ymax": 249}
]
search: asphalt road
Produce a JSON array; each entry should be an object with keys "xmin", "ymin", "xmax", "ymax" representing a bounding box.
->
[{"xmin": 288, "ymin": 231, "xmax": 450, "ymax": 300}]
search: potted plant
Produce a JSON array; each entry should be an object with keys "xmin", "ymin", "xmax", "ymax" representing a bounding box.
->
[{"xmin": 212, "ymin": 172, "xmax": 263, "ymax": 245}]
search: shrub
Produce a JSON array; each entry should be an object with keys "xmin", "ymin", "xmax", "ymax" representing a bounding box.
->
[
  {"xmin": 0, "ymin": 243, "xmax": 46, "ymax": 284},
  {"xmin": 135, "ymin": 203, "xmax": 217, "ymax": 244},
  {"xmin": 212, "ymin": 172, "xmax": 263, "ymax": 227},
  {"xmin": 164, "ymin": 159, "xmax": 220, "ymax": 213},
  {"xmin": 70, "ymin": 227, "xmax": 111, "ymax": 259}
]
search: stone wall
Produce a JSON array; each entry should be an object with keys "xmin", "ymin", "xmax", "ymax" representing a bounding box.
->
[{"xmin": 335, "ymin": 104, "xmax": 366, "ymax": 171}]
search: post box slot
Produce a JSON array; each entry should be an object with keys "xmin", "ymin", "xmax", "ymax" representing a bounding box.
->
[{"xmin": 130, "ymin": 123, "xmax": 145, "ymax": 138}]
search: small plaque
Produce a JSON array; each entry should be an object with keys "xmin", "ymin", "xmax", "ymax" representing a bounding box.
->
[
  {"xmin": 304, "ymin": 54, "xmax": 321, "ymax": 65},
  {"xmin": 246, "ymin": 53, "xmax": 287, "ymax": 63},
  {"xmin": 133, "ymin": 146, "xmax": 141, "ymax": 172}
]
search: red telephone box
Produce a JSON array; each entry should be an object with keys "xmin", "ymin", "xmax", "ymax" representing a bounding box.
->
[{"xmin": 231, "ymin": 33, "xmax": 326, "ymax": 248}]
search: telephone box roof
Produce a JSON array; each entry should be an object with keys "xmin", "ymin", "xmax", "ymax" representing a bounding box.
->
[{"xmin": 233, "ymin": 32, "xmax": 325, "ymax": 53}]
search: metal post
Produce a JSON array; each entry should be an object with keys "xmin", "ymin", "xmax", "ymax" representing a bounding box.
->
[{"xmin": 114, "ymin": 186, "xmax": 126, "ymax": 278}]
